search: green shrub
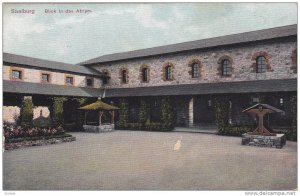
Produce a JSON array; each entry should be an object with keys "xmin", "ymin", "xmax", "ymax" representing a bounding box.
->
[
  {"xmin": 213, "ymin": 96, "xmax": 230, "ymax": 132},
  {"xmin": 20, "ymin": 97, "xmax": 33, "ymax": 127},
  {"xmin": 117, "ymin": 98, "xmax": 129, "ymax": 128},
  {"xmin": 126, "ymin": 123, "xmax": 142, "ymax": 130},
  {"xmin": 145, "ymin": 122, "xmax": 163, "ymax": 131},
  {"xmin": 138, "ymin": 99, "xmax": 149, "ymax": 127},
  {"xmin": 51, "ymin": 97, "xmax": 65, "ymax": 126},
  {"xmin": 63, "ymin": 123, "xmax": 81, "ymax": 132},
  {"xmin": 161, "ymin": 96, "xmax": 175, "ymax": 131},
  {"xmin": 218, "ymin": 126, "xmax": 253, "ymax": 137},
  {"xmin": 288, "ymin": 95, "xmax": 297, "ymax": 141},
  {"xmin": 6, "ymin": 133, "xmax": 72, "ymax": 143}
]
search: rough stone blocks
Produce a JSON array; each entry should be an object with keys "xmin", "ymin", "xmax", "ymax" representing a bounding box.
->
[{"xmin": 242, "ymin": 133, "xmax": 286, "ymax": 149}]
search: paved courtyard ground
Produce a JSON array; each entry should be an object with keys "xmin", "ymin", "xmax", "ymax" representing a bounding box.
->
[{"xmin": 3, "ymin": 131, "xmax": 297, "ymax": 190}]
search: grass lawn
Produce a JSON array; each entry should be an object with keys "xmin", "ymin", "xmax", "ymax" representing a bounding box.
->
[{"xmin": 3, "ymin": 131, "xmax": 297, "ymax": 190}]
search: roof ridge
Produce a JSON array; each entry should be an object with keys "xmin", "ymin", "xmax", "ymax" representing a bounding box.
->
[
  {"xmin": 79, "ymin": 24, "xmax": 297, "ymax": 66},
  {"xmin": 3, "ymin": 52, "xmax": 73, "ymax": 65}
]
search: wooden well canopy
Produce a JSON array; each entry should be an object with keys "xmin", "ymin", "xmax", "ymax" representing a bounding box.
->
[
  {"xmin": 78, "ymin": 99, "xmax": 119, "ymax": 126},
  {"xmin": 242, "ymin": 103, "xmax": 285, "ymax": 136}
]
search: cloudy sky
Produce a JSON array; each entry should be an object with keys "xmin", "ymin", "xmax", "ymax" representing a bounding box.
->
[{"xmin": 3, "ymin": 3, "xmax": 297, "ymax": 64}]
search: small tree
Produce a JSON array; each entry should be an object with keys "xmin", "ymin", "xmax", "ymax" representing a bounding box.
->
[
  {"xmin": 51, "ymin": 97, "xmax": 65, "ymax": 126},
  {"xmin": 117, "ymin": 98, "xmax": 129, "ymax": 129},
  {"xmin": 213, "ymin": 96, "xmax": 230, "ymax": 133},
  {"xmin": 75, "ymin": 98, "xmax": 87, "ymax": 130},
  {"xmin": 138, "ymin": 99, "xmax": 149, "ymax": 127},
  {"xmin": 289, "ymin": 95, "xmax": 297, "ymax": 141},
  {"xmin": 161, "ymin": 96, "xmax": 175, "ymax": 131},
  {"xmin": 20, "ymin": 97, "xmax": 33, "ymax": 127}
]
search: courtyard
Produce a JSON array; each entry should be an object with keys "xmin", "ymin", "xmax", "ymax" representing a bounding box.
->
[{"xmin": 3, "ymin": 131, "xmax": 297, "ymax": 190}]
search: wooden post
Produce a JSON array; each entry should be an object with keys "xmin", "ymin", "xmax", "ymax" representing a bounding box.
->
[
  {"xmin": 99, "ymin": 111, "xmax": 104, "ymax": 126},
  {"xmin": 247, "ymin": 108, "xmax": 274, "ymax": 135},
  {"xmin": 110, "ymin": 110, "xmax": 115, "ymax": 124}
]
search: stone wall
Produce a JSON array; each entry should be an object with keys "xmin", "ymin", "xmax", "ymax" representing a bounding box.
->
[
  {"xmin": 94, "ymin": 39, "xmax": 296, "ymax": 88},
  {"xmin": 3, "ymin": 65, "xmax": 102, "ymax": 88},
  {"xmin": 32, "ymin": 106, "xmax": 51, "ymax": 126},
  {"xmin": 3, "ymin": 106, "xmax": 20, "ymax": 125},
  {"xmin": 3, "ymin": 106, "xmax": 51, "ymax": 126}
]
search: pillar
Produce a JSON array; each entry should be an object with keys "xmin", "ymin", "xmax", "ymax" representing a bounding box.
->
[
  {"xmin": 188, "ymin": 97, "xmax": 194, "ymax": 127},
  {"xmin": 111, "ymin": 111, "xmax": 115, "ymax": 124}
]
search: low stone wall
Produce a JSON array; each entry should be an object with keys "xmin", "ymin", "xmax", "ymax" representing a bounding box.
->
[
  {"xmin": 5, "ymin": 136, "xmax": 76, "ymax": 151},
  {"xmin": 242, "ymin": 133, "xmax": 286, "ymax": 149}
]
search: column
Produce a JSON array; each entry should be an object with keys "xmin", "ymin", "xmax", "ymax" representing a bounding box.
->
[{"xmin": 188, "ymin": 97, "xmax": 194, "ymax": 127}]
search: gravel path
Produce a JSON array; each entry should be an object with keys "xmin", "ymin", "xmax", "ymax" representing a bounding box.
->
[{"xmin": 3, "ymin": 131, "xmax": 297, "ymax": 190}]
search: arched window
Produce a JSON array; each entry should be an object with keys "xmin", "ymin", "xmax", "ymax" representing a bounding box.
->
[
  {"xmin": 102, "ymin": 71, "xmax": 109, "ymax": 85},
  {"xmin": 191, "ymin": 63, "xmax": 199, "ymax": 78},
  {"xmin": 222, "ymin": 59, "xmax": 231, "ymax": 76},
  {"xmin": 165, "ymin": 65, "xmax": 172, "ymax": 80},
  {"xmin": 142, "ymin": 67, "xmax": 149, "ymax": 82},
  {"xmin": 121, "ymin": 69, "xmax": 128, "ymax": 84},
  {"xmin": 256, "ymin": 56, "xmax": 267, "ymax": 73},
  {"xmin": 102, "ymin": 69, "xmax": 110, "ymax": 85}
]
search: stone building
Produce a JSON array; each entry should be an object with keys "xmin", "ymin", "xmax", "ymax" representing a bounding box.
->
[{"xmin": 3, "ymin": 24, "xmax": 297, "ymax": 129}]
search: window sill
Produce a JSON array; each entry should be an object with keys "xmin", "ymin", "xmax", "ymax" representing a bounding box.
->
[{"xmin": 220, "ymin": 75, "xmax": 232, "ymax": 78}]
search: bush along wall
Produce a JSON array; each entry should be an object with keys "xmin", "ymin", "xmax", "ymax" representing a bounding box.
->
[
  {"xmin": 161, "ymin": 96, "xmax": 175, "ymax": 131},
  {"xmin": 286, "ymin": 95, "xmax": 297, "ymax": 141},
  {"xmin": 20, "ymin": 97, "xmax": 34, "ymax": 127},
  {"xmin": 213, "ymin": 96, "xmax": 253, "ymax": 136},
  {"xmin": 115, "ymin": 98, "xmax": 129, "ymax": 129},
  {"xmin": 51, "ymin": 97, "xmax": 65, "ymax": 126},
  {"xmin": 75, "ymin": 98, "xmax": 87, "ymax": 131},
  {"xmin": 138, "ymin": 99, "xmax": 149, "ymax": 127},
  {"xmin": 116, "ymin": 97, "xmax": 175, "ymax": 131}
]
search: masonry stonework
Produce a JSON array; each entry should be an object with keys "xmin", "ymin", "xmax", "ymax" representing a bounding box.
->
[
  {"xmin": 3, "ymin": 65, "xmax": 102, "ymax": 88},
  {"xmin": 3, "ymin": 106, "xmax": 20, "ymax": 125},
  {"xmin": 94, "ymin": 39, "xmax": 296, "ymax": 88}
]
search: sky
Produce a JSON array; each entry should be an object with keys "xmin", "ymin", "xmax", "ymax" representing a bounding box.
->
[{"xmin": 3, "ymin": 3, "xmax": 298, "ymax": 64}]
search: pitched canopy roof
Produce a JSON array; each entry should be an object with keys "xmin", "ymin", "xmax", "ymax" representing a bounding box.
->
[
  {"xmin": 3, "ymin": 80, "xmax": 102, "ymax": 97},
  {"xmin": 3, "ymin": 52, "xmax": 102, "ymax": 77},
  {"xmin": 103, "ymin": 78, "xmax": 297, "ymax": 97},
  {"xmin": 4, "ymin": 79, "xmax": 296, "ymax": 98},
  {"xmin": 79, "ymin": 24, "xmax": 297, "ymax": 66},
  {"xmin": 242, "ymin": 103, "xmax": 285, "ymax": 113},
  {"xmin": 79, "ymin": 100, "xmax": 119, "ymax": 110}
]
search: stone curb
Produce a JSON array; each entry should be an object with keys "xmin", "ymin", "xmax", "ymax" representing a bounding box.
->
[{"xmin": 4, "ymin": 136, "xmax": 76, "ymax": 151}]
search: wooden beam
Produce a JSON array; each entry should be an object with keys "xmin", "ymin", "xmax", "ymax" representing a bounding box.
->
[{"xmin": 99, "ymin": 111, "xmax": 104, "ymax": 126}]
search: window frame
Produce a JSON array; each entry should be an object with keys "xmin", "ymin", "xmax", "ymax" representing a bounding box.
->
[
  {"xmin": 291, "ymin": 49, "xmax": 297, "ymax": 73},
  {"xmin": 86, "ymin": 77, "xmax": 94, "ymax": 87},
  {"xmin": 11, "ymin": 69, "xmax": 22, "ymax": 80},
  {"xmin": 221, "ymin": 59, "xmax": 231, "ymax": 76},
  {"xmin": 121, "ymin": 69, "xmax": 128, "ymax": 84},
  {"xmin": 102, "ymin": 71, "xmax": 110, "ymax": 85},
  {"xmin": 65, "ymin": 75, "xmax": 74, "ymax": 86},
  {"xmin": 40, "ymin": 72, "xmax": 51, "ymax": 83},
  {"xmin": 141, "ymin": 67, "xmax": 149, "ymax": 82},
  {"xmin": 165, "ymin": 65, "xmax": 172, "ymax": 81},
  {"xmin": 256, "ymin": 56, "xmax": 267, "ymax": 73},
  {"xmin": 191, "ymin": 63, "xmax": 200, "ymax": 78}
]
